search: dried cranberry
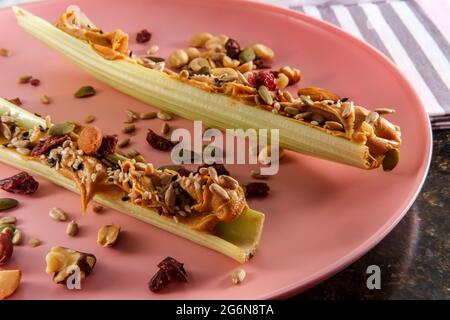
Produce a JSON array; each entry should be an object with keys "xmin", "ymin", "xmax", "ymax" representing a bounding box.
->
[
  {"xmin": 136, "ymin": 29, "xmax": 152, "ymax": 43},
  {"xmin": 244, "ymin": 182, "xmax": 270, "ymax": 198},
  {"xmin": 247, "ymin": 71, "xmax": 277, "ymax": 91},
  {"xmin": 30, "ymin": 79, "xmax": 40, "ymax": 87},
  {"xmin": 30, "ymin": 135, "xmax": 68, "ymax": 157},
  {"xmin": 177, "ymin": 167, "xmax": 192, "ymax": 177},
  {"xmin": 158, "ymin": 257, "xmax": 188, "ymax": 282},
  {"xmin": 253, "ymin": 58, "xmax": 271, "ymax": 69},
  {"xmin": 7, "ymin": 98, "xmax": 22, "ymax": 106},
  {"xmin": 148, "ymin": 256, "xmax": 187, "ymax": 293},
  {"xmin": 196, "ymin": 163, "xmax": 230, "ymax": 176},
  {"xmin": 146, "ymin": 129, "xmax": 174, "ymax": 151},
  {"xmin": 225, "ymin": 38, "xmax": 241, "ymax": 59},
  {"xmin": 0, "ymin": 233, "xmax": 13, "ymax": 266},
  {"xmin": 149, "ymin": 269, "xmax": 168, "ymax": 292},
  {"xmin": 97, "ymin": 135, "xmax": 118, "ymax": 156},
  {"xmin": 0, "ymin": 172, "xmax": 39, "ymax": 194}
]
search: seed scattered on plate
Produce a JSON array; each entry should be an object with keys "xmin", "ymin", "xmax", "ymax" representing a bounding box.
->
[
  {"xmin": 17, "ymin": 75, "xmax": 32, "ymax": 84},
  {"xmin": 231, "ymin": 268, "xmax": 246, "ymax": 285},
  {"xmin": 122, "ymin": 124, "xmax": 136, "ymax": 134},
  {"xmin": 84, "ymin": 115, "xmax": 96, "ymax": 123},
  {"xmin": 118, "ymin": 138, "xmax": 130, "ymax": 148},
  {"xmin": 74, "ymin": 86, "xmax": 96, "ymax": 98},
  {"xmin": 127, "ymin": 148, "xmax": 140, "ymax": 158},
  {"xmin": 66, "ymin": 220, "xmax": 78, "ymax": 237},
  {"xmin": 40, "ymin": 95, "xmax": 50, "ymax": 105},
  {"xmin": 0, "ymin": 48, "xmax": 10, "ymax": 57},
  {"xmin": 12, "ymin": 229, "xmax": 22, "ymax": 245},
  {"xmin": 157, "ymin": 111, "xmax": 172, "ymax": 121},
  {"xmin": 92, "ymin": 204, "xmax": 104, "ymax": 213},
  {"xmin": 140, "ymin": 111, "xmax": 157, "ymax": 120},
  {"xmin": 49, "ymin": 207, "xmax": 68, "ymax": 222},
  {"xmin": 161, "ymin": 122, "xmax": 171, "ymax": 134},
  {"xmin": 28, "ymin": 238, "xmax": 41, "ymax": 247}
]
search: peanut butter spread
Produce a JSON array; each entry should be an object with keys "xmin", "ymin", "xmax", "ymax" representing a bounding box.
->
[
  {"xmin": 55, "ymin": 10, "xmax": 401, "ymax": 168},
  {"xmin": 0, "ymin": 111, "xmax": 247, "ymax": 232}
]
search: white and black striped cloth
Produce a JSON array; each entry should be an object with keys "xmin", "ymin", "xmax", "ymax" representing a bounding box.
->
[{"xmin": 266, "ymin": 0, "xmax": 450, "ymax": 129}]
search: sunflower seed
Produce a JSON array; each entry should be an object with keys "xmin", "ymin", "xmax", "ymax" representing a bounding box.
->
[
  {"xmin": 231, "ymin": 268, "xmax": 246, "ymax": 285},
  {"xmin": 300, "ymin": 95, "xmax": 314, "ymax": 107},
  {"xmin": 209, "ymin": 183, "xmax": 229, "ymax": 200},
  {"xmin": 283, "ymin": 91, "xmax": 294, "ymax": 103},
  {"xmin": 1, "ymin": 123, "xmax": 12, "ymax": 140},
  {"xmin": 374, "ymin": 108, "xmax": 395, "ymax": 115},
  {"xmin": 161, "ymin": 122, "xmax": 171, "ymax": 134},
  {"xmin": 341, "ymin": 102, "xmax": 354, "ymax": 118},
  {"xmin": 324, "ymin": 121, "xmax": 344, "ymax": 131},
  {"xmin": 140, "ymin": 111, "xmax": 157, "ymax": 120},
  {"xmin": 122, "ymin": 124, "xmax": 136, "ymax": 134},
  {"xmin": 165, "ymin": 184, "xmax": 176, "ymax": 208},
  {"xmin": 18, "ymin": 75, "xmax": 32, "ymax": 84},
  {"xmin": 16, "ymin": 147, "xmax": 30, "ymax": 155},
  {"xmin": 157, "ymin": 111, "xmax": 172, "ymax": 121},
  {"xmin": 218, "ymin": 175, "xmax": 238, "ymax": 189},
  {"xmin": 40, "ymin": 95, "xmax": 50, "ymax": 104},
  {"xmin": 366, "ymin": 111, "xmax": 379, "ymax": 124},
  {"xmin": 66, "ymin": 220, "xmax": 79, "ymax": 237},
  {"xmin": 49, "ymin": 207, "xmax": 67, "ymax": 221}
]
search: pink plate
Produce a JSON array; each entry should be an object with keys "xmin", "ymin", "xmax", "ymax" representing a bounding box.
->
[{"xmin": 0, "ymin": 0, "xmax": 431, "ymax": 299}]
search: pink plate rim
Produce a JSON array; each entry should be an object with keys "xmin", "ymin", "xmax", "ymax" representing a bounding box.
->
[{"xmin": 5, "ymin": 0, "xmax": 432, "ymax": 299}]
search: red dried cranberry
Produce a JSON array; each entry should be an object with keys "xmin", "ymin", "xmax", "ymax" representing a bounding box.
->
[
  {"xmin": 0, "ymin": 233, "xmax": 13, "ymax": 266},
  {"xmin": 136, "ymin": 29, "xmax": 152, "ymax": 43},
  {"xmin": 253, "ymin": 58, "xmax": 271, "ymax": 69},
  {"xmin": 146, "ymin": 129, "xmax": 174, "ymax": 151},
  {"xmin": 177, "ymin": 167, "xmax": 192, "ymax": 177},
  {"xmin": 148, "ymin": 256, "xmax": 187, "ymax": 292},
  {"xmin": 247, "ymin": 71, "xmax": 277, "ymax": 91},
  {"xmin": 30, "ymin": 135, "xmax": 68, "ymax": 157},
  {"xmin": 97, "ymin": 135, "xmax": 118, "ymax": 156},
  {"xmin": 225, "ymin": 38, "xmax": 241, "ymax": 59},
  {"xmin": 30, "ymin": 79, "xmax": 40, "ymax": 87},
  {"xmin": 244, "ymin": 182, "xmax": 270, "ymax": 198},
  {"xmin": 7, "ymin": 98, "xmax": 22, "ymax": 106},
  {"xmin": 149, "ymin": 269, "xmax": 168, "ymax": 292},
  {"xmin": 196, "ymin": 163, "xmax": 230, "ymax": 176},
  {"xmin": 0, "ymin": 172, "xmax": 39, "ymax": 194},
  {"xmin": 158, "ymin": 257, "xmax": 188, "ymax": 282}
]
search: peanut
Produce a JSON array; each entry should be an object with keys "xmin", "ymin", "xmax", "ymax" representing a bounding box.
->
[
  {"xmin": 168, "ymin": 49, "xmax": 189, "ymax": 68},
  {"xmin": 189, "ymin": 32, "xmax": 213, "ymax": 47},
  {"xmin": 279, "ymin": 66, "xmax": 301, "ymax": 85},
  {"xmin": 252, "ymin": 44, "xmax": 274, "ymax": 59}
]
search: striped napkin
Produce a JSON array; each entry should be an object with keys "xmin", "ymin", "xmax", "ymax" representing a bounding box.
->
[{"xmin": 263, "ymin": 0, "xmax": 450, "ymax": 129}]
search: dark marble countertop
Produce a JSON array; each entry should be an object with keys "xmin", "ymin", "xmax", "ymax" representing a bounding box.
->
[{"xmin": 292, "ymin": 129, "xmax": 449, "ymax": 300}]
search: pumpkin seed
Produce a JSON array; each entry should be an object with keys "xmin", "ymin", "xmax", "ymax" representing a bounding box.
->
[
  {"xmin": 382, "ymin": 149, "xmax": 400, "ymax": 172},
  {"xmin": 47, "ymin": 122, "xmax": 75, "ymax": 136},
  {"xmin": 66, "ymin": 220, "xmax": 79, "ymax": 237},
  {"xmin": 74, "ymin": 85, "xmax": 96, "ymax": 98},
  {"xmin": 122, "ymin": 124, "xmax": 136, "ymax": 134},
  {"xmin": 12, "ymin": 228, "xmax": 22, "ymax": 245},
  {"xmin": 84, "ymin": 115, "xmax": 96, "ymax": 123},
  {"xmin": 0, "ymin": 198, "xmax": 18, "ymax": 211},
  {"xmin": 300, "ymin": 95, "xmax": 315, "ymax": 107},
  {"xmin": 140, "ymin": 111, "xmax": 157, "ymax": 120},
  {"xmin": 49, "ymin": 207, "xmax": 67, "ymax": 221},
  {"xmin": 0, "ymin": 216, "xmax": 16, "ymax": 225},
  {"xmin": 118, "ymin": 138, "xmax": 130, "ymax": 148},
  {"xmin": 134, "ymin": 155, "xmax": 146, "ymax": 163},
  {"xmin": 157, "ymin": 111, "xmax": 172, "ymax": 121},
  {"xmin": 258, "ymin": 86, "xmax": 273, "ymax": 105},
  {"xmin": 239, "ymin": 47, "xmax": 255, "ymax": 63}
]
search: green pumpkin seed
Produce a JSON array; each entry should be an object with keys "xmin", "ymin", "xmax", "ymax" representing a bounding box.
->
[
  {"xmin": 258, "ymin": 86, "xmax": 273, "ymax": 105},
  {"xmin": 300, "ymin": 95, "xmax": 315, "ymax": 107},
  {"xmin": 0, "ymin": 198, "xmax": 18, "ymax": 211},
  {"xmin": 74, "ymin": 85, "xmax": 96, "ymax": 98},
  {"xmin": 239, "ymin": 47, "xmax": 255, "ymax": 63},
  {"xmin": 382, "ymin": 148, "xmax": 400, "ymax": 171},
  {"xmin": 195, "ymin": 66, "xmax": 210, "ymax": 75},
  {"xmin": 105, "ymin": 153, "xmax": 128, "ymax": 165},
  {"xmin": 47, "ymin": 122, "xmax": 75, "ymax": 136}
]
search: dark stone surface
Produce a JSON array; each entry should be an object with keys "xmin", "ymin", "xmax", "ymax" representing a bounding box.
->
[{"xmin": 292, "ymin": 130, "xmax": 449, "ymax": 300}]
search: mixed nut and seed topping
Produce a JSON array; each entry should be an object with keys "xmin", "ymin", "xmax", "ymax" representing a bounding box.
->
[
  {"xmin": 0, "ymin": 110, "xmax": 249, "ymax": 232},
  {"xmin": 54, "ymin": 11, "xmax": 401, "ymax": 168}
]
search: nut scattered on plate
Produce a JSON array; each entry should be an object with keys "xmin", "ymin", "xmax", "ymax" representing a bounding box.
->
[{"xmin": 0, "ymin": 270, "xmax": 21, "ymax": 300}]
